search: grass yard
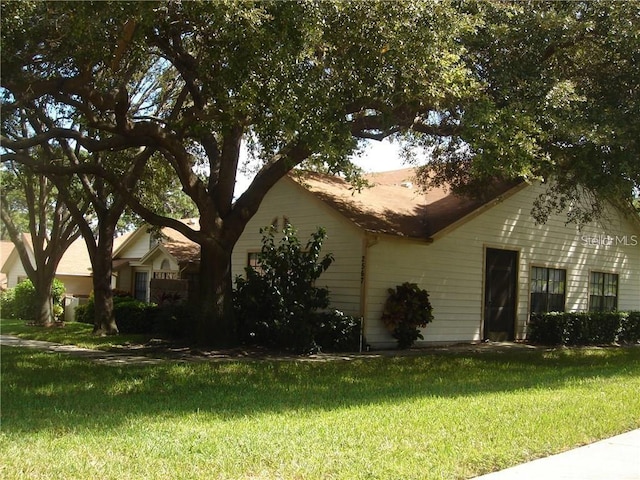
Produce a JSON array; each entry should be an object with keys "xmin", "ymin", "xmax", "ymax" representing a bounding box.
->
[
  {"xmin": 1, "ymin": 318, "xmax": 153, "ymax": 350},
  {"xmin": 1, "ymin": 321, "xmax": 639, "ymax": 479}
]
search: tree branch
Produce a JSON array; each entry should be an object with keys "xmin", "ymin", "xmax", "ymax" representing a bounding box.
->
[{"xmin": 233, "ymin": 141, "xmax": 312, "ymax": 228}]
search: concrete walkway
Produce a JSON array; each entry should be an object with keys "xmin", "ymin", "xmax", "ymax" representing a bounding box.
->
[
  {"xmin": 473, "ymin": 429, "xmax": 640, "ymax": 479},
  {"xmin": 0, "ymin": 334, "xmax": 165, "ymax": 365},
  {"xmin": 2, "ymin": 334, "xmax": 639, "ymax": 479}
]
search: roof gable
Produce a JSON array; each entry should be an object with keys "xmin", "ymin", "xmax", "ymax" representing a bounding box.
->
[
  {"xmin": 113, "ymin": 218, "xmax": 200, "ymax": 266},
  {"xmin": 290, "ymin": 169, "xmax": 520, "ymax": 239},
  {"xmin": 0, "ymin": 240, "xmax": 16, "ymax": 274},
  {"xmin": 112, "ymin": 227, "xmax": 149, "ymax": 258},
  {"xmin": 1, "ymin": 234, "xmax": 34, "ymax": 274},
  {"xmin": 138, "ymin": 240, "xmax": 200, "ymax": 266}
]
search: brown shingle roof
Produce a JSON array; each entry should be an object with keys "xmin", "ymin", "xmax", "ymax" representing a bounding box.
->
[
  {"xmin": 291, "ymin": 168, "xmax": 519, "ymax": 239},
  {"xmin": 159, "ymin": 219, "xmax": 201, "ymax": 264},
  {"xmin": 162, "ymin": 240, "xmax": 201, "ymax": 264}
]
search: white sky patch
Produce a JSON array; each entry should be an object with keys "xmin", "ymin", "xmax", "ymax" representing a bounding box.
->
[
  {"xmin": 233, "ymin": 140, "xmax": 427, "ymax": 197},
  {"xmin": 350, "ymin": 140, "xmax": 413, "ymax": 173}
]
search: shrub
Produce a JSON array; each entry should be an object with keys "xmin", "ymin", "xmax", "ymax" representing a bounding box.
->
[
  {"xmin": 619, "ymin": 311, "xmax": 640, "ymax": 344},
  {"xmin": 12, "ymin": 280, "xmax": 37, "ymax": 320},
  {"xmin": 0, "ymin": 288, "xmax": 17, "ymax": 319},
  {"xmin": 314, "ymin": 310, "xmax": 361, "ymax": 352},
  {"xmin": 74, "ymin": 300, "xmax": 92, "ymax": 324},
  {"xmin": 75, "ymin": 293, "xmax": 157, "ymax": 334},
  {"xmin": 381, "ymin": 282, "xmax": 434, "ymax": 349},
  {"xmin": 234, "ymin": 224, "xmax": 337, "ymax": 353},
  {"xmin": 75, "ymin": 291, "xmax": 138, "ymax": 324},
  {"xmin": 51, "ymin": 280, "xmax": 66, "ymax": 310},
  {"xmin": 529, "ymin": 311, "xmax": 640, "ymax": 346},
  {"xmin": 528, "ymin": 312, "xmax": 566, "ymax": 345},
  {"xmin": 114, "ymin": 299, "xmax": 154, "ymax": 334},
  {"xmin": 152, "ymin": 303, "xmax": 195, "ymax": 339},
  {"xmin": 587, "ymin": 312, "xmax": 620, "ymax": 344},
  {"xmin": 5, "ymin": 279, "xmax": 65, "ymax": 321},
  {"xmin": 564, "ymin": 312, "xmax": 590, "ymax": 345}
]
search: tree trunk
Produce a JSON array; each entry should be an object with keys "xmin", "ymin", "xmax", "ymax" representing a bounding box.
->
[
  {"xmin": 91, "ymin": 228, "xmax": 119, "ymax": 335},
  {"xmin": 194, "ymin": 240, "xmax": 236, "ymax": 346},
  {"xmin": 33, "ymin": 278, "xmax": 54, "ymax": 325},
  {"xmin": 92, "ymin": 265, "xmax": 117, "ymax": 336}
]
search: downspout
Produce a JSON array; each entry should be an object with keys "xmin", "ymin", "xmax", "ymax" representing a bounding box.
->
[{"xmin": 359, "ymin": 233, "xmax": 379, "ymax": 352}]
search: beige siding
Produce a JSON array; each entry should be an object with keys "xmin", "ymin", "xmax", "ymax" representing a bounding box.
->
[
  {"xmin": 113, "ymin": 231, "xmax": 151, "ymax": 296},
  {"xmin": 5, "ymin": 252, "xmax": 32, "ymax": 288},
  {"xmin": 149, "ymin": 252, "xmax": 178, "ymax": 271},
  {"xmin": 118, "ymin": 231, "xmax": 152, "ymax": 259},
  {"xmin": 4, "ymin": 249, "xmax": 93, "ymax": 297},
  {"xmin": 116, "ymin": 268, "xmax": 133, "ymax": 295},
  {"xmin": 364, "ymin": 183, "xmax": 640, "ymax": 347},
  {"xmin": 57, "ymin": 274, "xmax": 93, "ymax": 298},
  {"xmin": 239, "ymin": 178, "xmax": 639, "ymax": 349},
  {"xmin": 233, "ymin": 178, "xmax": 365, "ymax": 317}
]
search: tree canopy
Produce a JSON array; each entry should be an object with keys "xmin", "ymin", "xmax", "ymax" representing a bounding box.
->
[
  {"xmin": 2, "ymin": 0, "xmax": 638, "ymax": 343},
  {"xmin": 420, "ymin": 0, "xmax": 640, "ymax": 223}
]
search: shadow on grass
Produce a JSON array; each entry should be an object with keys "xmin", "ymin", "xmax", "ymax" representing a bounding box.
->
[
  {"xmin": 1, "ymin": 319, "xmax": 153, "ymax": 349},
  {"xmin": 2, "ymin": 346, "xmax": 639, "ymax": 435}
]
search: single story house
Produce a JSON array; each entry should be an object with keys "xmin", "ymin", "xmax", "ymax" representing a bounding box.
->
[
  {"xmin": 1, "ymin": 234, "xmax": 94, "ymax": 297},
  {"xmin": 11, "ymin": 168, "xmax": 635, "ymax": 347},
  {"xmin": 1, "ymin": 235, "xmax": 96, "ymax": 321},
  {"xmin": 112, "ymin": 220, "xmax": 200, "ymax": 303},
  {"xmin": 232, "ymin": 168, "xmax": 640, "ymax": 348},
  {"xmin": 1, "ymin": 224, "xmax": 200, "ymax": 319},
  {"xmin": 1, "ymin": 233, "xmax": 136, "ymax": 321},
  {"xmin": 1, "ymin": 222, "xmax": 201, "ymax": 312}
]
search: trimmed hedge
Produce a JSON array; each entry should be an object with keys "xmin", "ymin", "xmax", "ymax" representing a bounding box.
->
[
  {"xmin": 75, "ymin": 295, "xmax": 153, "ymax": 333},
  {"xmin": 528, "ymin": 311, "xmax": 640, "ymax": 346},
  {"xmin": 620, "ymin": 311, "xmax": 640, "ymax": 344},
  {"xmin": 113, "ymin": 300, "xmax": 155, "ymax": 334}
]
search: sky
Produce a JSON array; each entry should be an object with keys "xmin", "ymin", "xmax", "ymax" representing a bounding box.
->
[{"xmin": 234, "ymin": 139, "xmax": 420, "ymax": 196}]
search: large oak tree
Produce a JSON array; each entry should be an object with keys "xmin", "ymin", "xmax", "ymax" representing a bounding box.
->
[{"xmin": 2, "ymin": 1, "xmax": 638, "ymax": 344}]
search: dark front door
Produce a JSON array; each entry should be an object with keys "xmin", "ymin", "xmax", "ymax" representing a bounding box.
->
[{"xmin": 484, "ymin": 248, "xmax": 517, "ymax": 341}]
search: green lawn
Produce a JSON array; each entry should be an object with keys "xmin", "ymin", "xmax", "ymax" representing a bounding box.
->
[
  {"xmin": 1, "ymin": 321, "xmax": 639, "ymax": 479},
  {"xmin": 1, "ymin": 318, "xmax": 153, "ymax": 350}
]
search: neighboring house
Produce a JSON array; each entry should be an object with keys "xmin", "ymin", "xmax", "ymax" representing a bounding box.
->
[
  {"xmin": 0, "ymin": 240, "xmax": 14, "ymax": 290},
  {"xmin": 112, "ymin": 220, "xmax": 200, "ymax": 303},
  {"xmin": 232, "ymin": 168, "xmax": 640, "ymax": 348},
  {"xmin": 1, "ymin": 233, "xmax": 135, "ymax": 321},
  {"xmin": 1, "ymin": 234, "xmax": 94, "ymax": 297},
  {"xmin": 1, "ymin": 234, "xmax": 94, "ymax": 321},
  {"xmin": 1, "ymin": 221, "xmax": 201, "ymax": 308}
]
